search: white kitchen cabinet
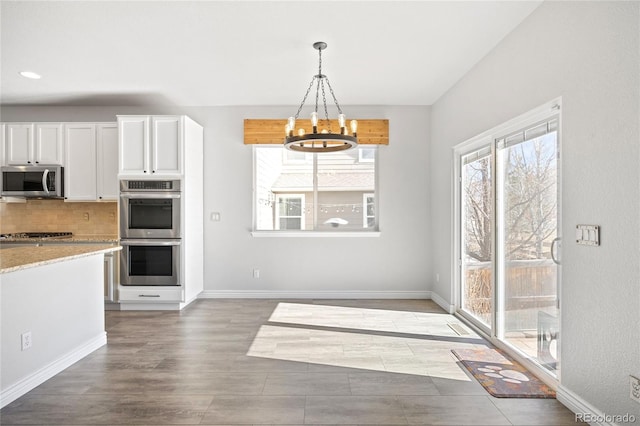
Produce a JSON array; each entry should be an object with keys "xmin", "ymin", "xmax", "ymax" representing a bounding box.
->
[
  {"xmin": 64, "ymin": 122, "xmax": 119, "ymax": 202},
  {"xmin": 5, "ymin": 124, "xmax": 33, "ymax": 165},
  {"xmin": 118, "ymin": 115, "xmax": 203, "ymax": 310},
  {"xmin": 35, "ymin": 123, "xmax": 64, "ymax": 164},
  {"xmin": 5, "ymin": 123, "xmax": 63, "ymax": 166},
  {"xmin": 64, "ymin": 123, "xmax": 97, "ymax": 201},
  {"xmin": 118, "ymin": 116, "xmax": 148, "ymax": 175},
  {"xmin": 151, "ymin": 116, "xmax": 182, "ymax": 175},
  {"xmin": 118, "ymin": 115, "xmax": 182, "ymax": 176},
  {"xmin": 96, "ymin": 123, "xmax": 119, "ymax": 200}
]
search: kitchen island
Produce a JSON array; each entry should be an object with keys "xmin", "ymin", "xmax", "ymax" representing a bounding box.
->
[{"xmin": 0, "ymin": 244, "xmax": 121, "ymax": 408}]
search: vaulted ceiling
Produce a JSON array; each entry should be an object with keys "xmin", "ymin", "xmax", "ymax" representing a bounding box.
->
[{"xmin": 1, "ymin": 1, "xmax": 542, "ymax": 107}]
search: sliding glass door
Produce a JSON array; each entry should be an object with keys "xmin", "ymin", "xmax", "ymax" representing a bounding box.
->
[
  {"xmin": 457, "ymin": 107, "xmax": 561, "ymax": 378},
  {"xmin": 460, "ymin": 148, "xmax": 493, "ymax": 331},
  {"xmin": 496, "ymin": 118, "xmax": 560, "ymax": 374}
]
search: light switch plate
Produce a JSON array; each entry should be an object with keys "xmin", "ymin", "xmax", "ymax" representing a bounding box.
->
[{"xmin": 576, "ymin": 225, "xmax": 599, "ymax": 246}]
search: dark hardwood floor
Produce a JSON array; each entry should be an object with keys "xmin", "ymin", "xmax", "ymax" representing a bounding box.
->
[{"xmin": 0, "ymin": 299, "xmax": 579, "ymax": 425}]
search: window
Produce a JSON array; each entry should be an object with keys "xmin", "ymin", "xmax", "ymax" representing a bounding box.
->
[
  {"xmin": 275, "ymin": 194, "xmax": 305, "ymax": 230},
  {"xmin": 254, "ymin": 146, "xmax": 378, "ymax": 232},
  {"xmin": 363, "ymin": 193, "xmax": 375, "ymax": 228},
  {"xmin": 359, "ymin": 147, "xmax": 376, "ymax": 163}
]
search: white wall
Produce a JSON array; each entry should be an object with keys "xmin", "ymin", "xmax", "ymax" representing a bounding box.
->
[
  {"xmin": 0, "ymin": 105, "xmax": 432, "ymax": 297},
  {"xmin": 200, "ymin": 106, "xmax": 431, "ymax": 297},
  {"xmin": 430, "ymin": 1, "xmax": 639, "ymax": 419}
]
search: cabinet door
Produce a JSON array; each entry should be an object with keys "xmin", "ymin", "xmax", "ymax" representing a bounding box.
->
[
  {"xmin": 64, "ymin": 123, "xmax": 97, "ymax": 201},
  {"xmin": 97, "ymin": 123, "xmax": 119, "ymax": 200},
  {"xmin": 118, "ymin": 116, "xmax": 149, "ymax": 175},
  {"xmin": 6, "ymin": 124, "xmax": 34, "ymax": 165},
  {"xmin": 151, "ymin": 116, "xmax": 182, "ymax": 175},
  {"xmin": 35, "ymin": 123, "xmax": 64, "ymax": 165}
]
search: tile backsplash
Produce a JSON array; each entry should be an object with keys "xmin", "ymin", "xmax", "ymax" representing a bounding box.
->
[{"xmin": 0, "ymin": 200, "xmax": 117, "ymax": 235}]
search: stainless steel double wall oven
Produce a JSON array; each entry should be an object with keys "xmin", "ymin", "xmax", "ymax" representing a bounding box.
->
[{"xmin": 120, "ymin": 180, "xmax": 181, "ymax": 286}]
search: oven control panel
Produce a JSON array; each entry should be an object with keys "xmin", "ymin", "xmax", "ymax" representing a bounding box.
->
[{"xmin": 121, "ymin": 180, "xmax": 181, "ymax": 192}]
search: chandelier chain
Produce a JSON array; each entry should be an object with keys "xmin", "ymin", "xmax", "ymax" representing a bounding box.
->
[
  {"xmin": 325, "ymin": 78, "xmax": 344, "ymax": 115},
  {"xmin": 321, "ymin": 79, "xmax": 332, "ymax": 132},
  {"xmin": 294, "ymin": 76, "xmax": 316, "ymax": 119},
  {"xmin": 314, "ymin": 76, "xmax": 321, "ymax": 113}
]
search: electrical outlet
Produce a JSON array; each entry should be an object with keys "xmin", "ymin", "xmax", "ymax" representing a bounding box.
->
[
  {"xmin": 253, "ymin": 269, "xmax": 260, "ymax": 279},
  {"xmin": 21, "ymin": 331, "xmax": 32, "ymax": 351},
  {"xmin": 631, "ymin": 375, "xmax": 640, "ymax": 404},
  {"xmin": 83, "ymin": 212, "xmax": 90, "ymax": 221}
]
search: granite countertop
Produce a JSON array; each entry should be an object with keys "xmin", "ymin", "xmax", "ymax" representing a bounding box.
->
[
  {"xmin": 0, "ymin": 235, "xmax": 119, "ymax": 244},
  {"xmin": 0, "ymin": 244, "xmax": 122, "ymax": 274},
  {"xmin": 63, "ymin": 235, "xmax": 119, "ymax": 243}
]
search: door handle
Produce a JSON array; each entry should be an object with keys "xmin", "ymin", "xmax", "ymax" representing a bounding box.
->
[{"xmin": 551, "ymin": 237, "xmax": 561, "ymax": 265}]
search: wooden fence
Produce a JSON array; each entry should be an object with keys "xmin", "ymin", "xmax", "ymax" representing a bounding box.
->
[{"xmin": 464, "ymin": 260, "xmax": 557, "ymax": 330}]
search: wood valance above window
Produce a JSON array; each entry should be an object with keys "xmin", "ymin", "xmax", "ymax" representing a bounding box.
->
[{"xmin": 243, "ymin": 119, "xmax": 389, "ymax": 145}]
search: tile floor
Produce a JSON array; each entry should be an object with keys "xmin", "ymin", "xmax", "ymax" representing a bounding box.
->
[{"xmin": 0, "ymin": 299, "xmax": 580, "ymax": 425}]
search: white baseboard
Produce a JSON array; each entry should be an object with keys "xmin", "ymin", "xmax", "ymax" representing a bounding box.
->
[
  {"xmin": 199, "ymin": 290, "xmax": 430, "ymax": 299},
  {"xmin": 0, "ymin": 332, "xmax": 106, "ymax": 409},
  {"xmin": 557, "ymin": 385, "xmax": 620, "ymax": 426},
  {"xmin": 429, "ymin": 290, "xmax": 455, "ymax": 313}
]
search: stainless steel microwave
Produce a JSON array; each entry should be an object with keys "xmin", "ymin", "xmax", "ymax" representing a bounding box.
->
[{"xmin": 1, "ymin": 165, "xmax": 64, "ymax": 198}]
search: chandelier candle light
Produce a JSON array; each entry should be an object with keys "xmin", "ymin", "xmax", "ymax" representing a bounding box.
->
[{"xmin": 284, "ymin": 41, "xmax": 358, "ymax": 153}]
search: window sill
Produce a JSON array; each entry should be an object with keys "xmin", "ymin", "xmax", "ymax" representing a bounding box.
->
[{"xmin": 251, "ymin": 231, "xmax": 381, "ymax": 238}]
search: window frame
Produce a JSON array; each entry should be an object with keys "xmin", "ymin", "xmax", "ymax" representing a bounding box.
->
[
  {"xmin": 274, "ymin": 193, "xmax": 305, "ymax": 230},
  {"xmin": 358, "ymin": 147, "xmax": 376, "ymax": 163},
  {"xmin": 252, "ymin": 145, "xmax": 381, "ymax": 237},
  {"xmin": 363, "ymin": 193, "xmax": 375, "ymax": 228}
]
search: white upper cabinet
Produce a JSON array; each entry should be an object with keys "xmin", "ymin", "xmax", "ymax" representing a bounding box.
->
[
  {"xmin": 5, "ymin": 123, "xmax": 63, "ymax": 165},
  {"xmin": 118, "ymin": 115, "xmax": 183, "ymax": 176},
  {"xmin": 64, "ymin": 122, "xmax": 119, "ymax": 202},
  {"xmin": 118, "ymin": 116, "xmax": 149, "ymax": 175},
  {"xmin": 35, "ymin": 123, "xmax": 64, "ymax": 164},
  {"xmin": 64, "ymin": 123, "xmax": 97, "ymax": 201},
  {"xmin": 6, "ymin": 124, "xmax": 34, "ymax": 165},
  {"xmin": 151, "ymin": 116, "xmax": 182, "ymax": 175},
  {"xmin": 96, "ymin": 124, "xmax": 119, "ymax": 200}
]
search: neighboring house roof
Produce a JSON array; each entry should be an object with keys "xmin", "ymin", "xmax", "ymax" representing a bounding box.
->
[{"xmin": 271, "ymin": 172, "xmax": 374, "ymax": 192}]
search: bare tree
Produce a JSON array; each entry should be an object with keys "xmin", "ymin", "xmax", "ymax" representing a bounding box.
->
[
  {"xmin": 464, "ymin": 156, "xmax": 492, "ymax": 262},
  {"xmin": 464, "ymin": 136, "xmax": 557, "ymax": 262},
  {"xmin": 503, "ymin": 137, "xmax": 557, "ymax": 260}
]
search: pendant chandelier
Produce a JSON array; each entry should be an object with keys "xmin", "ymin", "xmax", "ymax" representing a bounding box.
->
[{"xmin": 284, "ymin": 41, "xmax": 358, "ymax": 153}]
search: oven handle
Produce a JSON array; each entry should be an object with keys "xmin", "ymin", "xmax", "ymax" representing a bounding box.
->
[
  {"xmin": 120, "ymin": 193, "xmax": 181, "ymax": 199},
  {"xmin": 120, "ymin": 239, "xmax": 181, "ymax": 246}
]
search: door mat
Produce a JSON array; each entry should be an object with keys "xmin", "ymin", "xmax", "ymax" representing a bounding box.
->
[{"xmin": 451, "ymin": 347, "xmax": 556, "ymax": 398}]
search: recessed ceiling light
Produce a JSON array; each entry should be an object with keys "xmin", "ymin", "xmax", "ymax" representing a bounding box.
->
[{"xmin": 19, "ymin": 71, "xmax": 42, "ymax": 79}]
